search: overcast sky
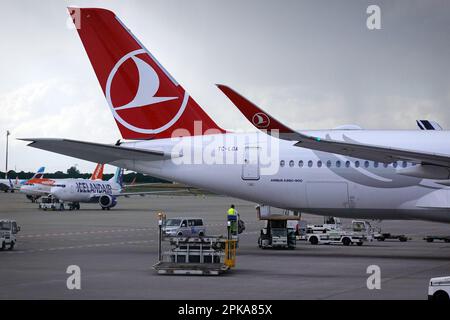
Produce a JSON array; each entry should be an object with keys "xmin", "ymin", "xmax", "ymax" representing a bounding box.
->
[{"xmin": 1, "ymin": 0, "xmax": 450, "ymax": 174}]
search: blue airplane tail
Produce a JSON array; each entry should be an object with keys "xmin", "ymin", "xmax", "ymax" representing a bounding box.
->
[
  {"xmin": 20, "ymin": 166, "xmax": 45, "ymax": 185},
  {"xmin": 109, "ymin": 167, "xmax": 124, "ymax": 187}
]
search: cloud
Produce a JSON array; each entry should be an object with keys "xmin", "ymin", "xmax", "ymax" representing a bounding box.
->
[
  {"xmin": 0, "ymin": 79, "xmax": 118, "ymax": 173},
  {"xmin": 1, "ymin": 1, "xmax": 450, "ymax": 173}
]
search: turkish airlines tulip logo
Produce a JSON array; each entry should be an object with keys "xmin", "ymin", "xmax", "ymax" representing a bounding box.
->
[
  {"xmin": 252, "ymin": 112, "xmax": 270, "ymax": 128},
  {"xmin": 105, "ymin": 49, "xmax": 189, "ymax": 134}
]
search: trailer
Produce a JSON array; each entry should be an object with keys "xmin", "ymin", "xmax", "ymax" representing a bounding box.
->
[
  {"xmin": 375, "ymin": 233, "xmax": 408, "ymax": 242},
  {"xmin": 153, "ymin": 236, "xmax": 237, "ymax": 275},
  {"xmin": 424, "ymin": 235, "xmax": 450, "ymax": 243},
  {"xmin": 153, "ymin": 213, "xmax": 237, "ymax": 275}
]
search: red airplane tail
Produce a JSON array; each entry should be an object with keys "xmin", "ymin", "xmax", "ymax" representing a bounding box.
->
[
  {"xmin": 69, "ymin": 7, "xmax": 225, "ymax": 140},
  {"xmin": 90, "ymin": 163, "xmax": 104, "ymax": 180}
]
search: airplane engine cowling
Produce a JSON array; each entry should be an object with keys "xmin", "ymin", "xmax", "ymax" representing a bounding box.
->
[{"xmin": 99, "ymin": 195, "xmax": 117, "ymax": 209}]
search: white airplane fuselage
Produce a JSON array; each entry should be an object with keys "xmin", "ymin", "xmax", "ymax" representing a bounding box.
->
[
  {"xmin": 106, "ymin": 130, "xmax": 450, "ymax": 223},
  {"xmin": 50, "ymin": 180, "xmax": 121, "ymax": 203}
]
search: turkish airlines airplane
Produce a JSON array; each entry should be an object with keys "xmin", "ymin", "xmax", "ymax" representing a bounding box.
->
[
  {"xmin": 22, "ymin": 8, "xmax": 450, "ymax": 223},
  {"xmin": 20, "ymin": 163, "xmax": 104, "ymax": 199},
  {"xmin": 0, "ymin": 167, "xmax": 45, "ymax": 193}
]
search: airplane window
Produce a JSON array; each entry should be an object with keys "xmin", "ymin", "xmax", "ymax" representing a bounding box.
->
[
  {"xmin": 393, "ymin": 162, "xmax": 398, "ymax": 168},
  {"xmin": 345, "ymin": 161, "xmax": 350, "ymax": 168},
  {"xmin": 402, "ymin": 161, "xmax": 407, "ymax": 168},
  {"xmin": 308, "ymin": 160, "xmax": 313, "ymax": 168},
  {"xmin": 280, "ymin": 160, "xmax": 285, "ymax": 167},
  {"xmin": 355, "ymin": 161, "xmax": 360, "ymax": 168},
  {"xmin": 317, "ymin": 161, "xmax": 322, "ymax": 168},
  {"xmin": 364, "ymin": 161, "xmax": 369, "ymax": 168},
  {"xmin": 336, "ymin": 161, "xmax": 341, "ymax": 168},
  {"xmin": 326, "ymin": 160, "xmax": 332, "ymax": 168},
  {"xmin": 374, "ymin": 162, "xmax": 379, "ymax": 168},
  {"xmin": 289, "ymin": 160, "xmax": 294, "ymax": 167},
  {"xmin": 299, "ymin": 160, "xmax": 304, "ymax": 168}
]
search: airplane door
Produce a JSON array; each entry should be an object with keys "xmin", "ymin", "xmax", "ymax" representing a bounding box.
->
[
  {"xmin": 242, "ymin": 146, "xmax": 260, "ymax": 180},
  {"xmin": 306, "ymin": 181, "xmax": 350, "ymax": 208}
]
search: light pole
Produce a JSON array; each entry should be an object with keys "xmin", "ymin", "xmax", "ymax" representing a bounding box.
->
[{"xmin": 5, "ymin": 130, "xmax": 10, "ymax": 179}]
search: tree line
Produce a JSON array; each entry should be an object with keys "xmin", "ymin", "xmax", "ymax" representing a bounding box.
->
[{"xmin": 1, "ymin": 166, "xmax": 169, "ymax": 184}]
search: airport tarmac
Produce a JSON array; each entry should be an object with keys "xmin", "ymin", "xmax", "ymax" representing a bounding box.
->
[{"xmin": 0, "ymin": 192, "xmax": 449, "ymax": 300}]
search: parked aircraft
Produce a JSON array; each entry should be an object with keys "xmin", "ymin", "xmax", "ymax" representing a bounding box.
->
[
  {"xmin": 50, "ymin": 166, "xmax": 121, "ymax": 210},
  {"xmin": 49, "ymin": 167, "xmax": 183, "ymax": 210},
  {"xmin": 20, "ymin": 163, "xmax": 104, "ymax": 201},
  {"xmin": 22, "ymin": 8, "xmax": 450, "ymax": 222},
  {"xmin": 0, "ymin": 167, "xmax": 45, "ymax": 193}
]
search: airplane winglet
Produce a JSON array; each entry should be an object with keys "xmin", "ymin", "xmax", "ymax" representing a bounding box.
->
[{"xmin": 216, "ymin": 84, "xmax": 298, "ymax": 140}]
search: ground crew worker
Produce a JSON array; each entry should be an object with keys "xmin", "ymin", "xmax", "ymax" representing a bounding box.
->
[{"xmin": 227, "ymin": 204, "xmax": 238, "ymax": 235}]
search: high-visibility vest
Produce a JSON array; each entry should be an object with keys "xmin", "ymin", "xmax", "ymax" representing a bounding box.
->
[{"xmin": 227, "ymin": 208, "xmax": 236, "ymax": 216}]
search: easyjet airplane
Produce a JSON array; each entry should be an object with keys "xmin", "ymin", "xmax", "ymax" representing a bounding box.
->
[{"xmin": 22, "ymin": 8, "xmax": 450, "ymax": 223}]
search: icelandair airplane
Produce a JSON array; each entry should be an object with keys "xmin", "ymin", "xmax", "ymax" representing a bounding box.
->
[
  {"xmin": 20, "ymin": 163, "xmax": 104, "ymax": 200},
  {"xmin": 49, "ymin": 167, "xmax": 181, "ymax": 210},
  {"xmin": 22, "ymin": 8, "xmax": 450, "ymax": 223},
  {"xmin": 0, "ymin": 167, "xmax": 45, "ymax": 193},
  {"xmin": 51, "ymin": 166, "xmax": 122, "ymax": 210}
]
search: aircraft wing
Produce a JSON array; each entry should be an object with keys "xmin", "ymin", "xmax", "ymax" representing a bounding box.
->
[
  {"xmin": 20, "ymin": 138, "xmax": 172, "ymax": 163},
  {"xmin": 116, "ymin": 189, "xmax": 190, "ymax": 198},
  {"xmin": 218, "ymin": 84, "xmax": 450, "ymax": 167}
]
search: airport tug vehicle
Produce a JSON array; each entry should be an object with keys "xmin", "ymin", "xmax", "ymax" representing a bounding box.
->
[
  {"xmin": 306, "ymin": 229, "xmax": 366, "ymax": 246},
  {"xmin": 305, "ymin": 217, "xmax": 368, "ymax": 246},
  {"xmin": 428, "ymin": 276, "xmax": 450, "ymax": 301},
  {"xmin": 38, "ymin": 195, "xmax": 79, "ymax": 211},
  {"xmin": 0, "ymin": 220, "xmax": 20, "ymax": 251}
]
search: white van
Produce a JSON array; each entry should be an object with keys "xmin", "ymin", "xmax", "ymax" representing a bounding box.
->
[
  {"xmin": 163, "ymin": 217, "xmax": 206, "ymax": 237},
  {"xmin": 428, "ymin": 276, "xmax": 450, "ymax": 300}
]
